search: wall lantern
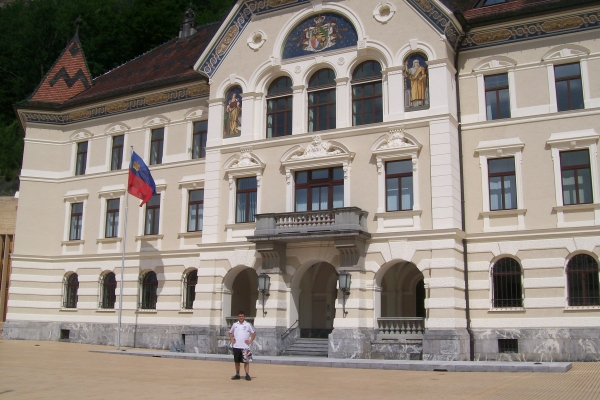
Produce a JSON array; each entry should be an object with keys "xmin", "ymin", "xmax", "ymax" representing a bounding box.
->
[
  {"xmin": 257, "ymin": 273, "xmax": 271, "ymax": 316},
  {"xmin": 338, "ymin": 270, "xmax": 351, "ymax": 317}
]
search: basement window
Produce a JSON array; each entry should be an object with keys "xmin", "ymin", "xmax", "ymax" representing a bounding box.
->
[
  {"xmin": 498, "ymin": 339, "xmax": 518, "ymax": 353},
  {"xmin": 60, "ymin": 329, "xmax": 70, "ymax": 341}
]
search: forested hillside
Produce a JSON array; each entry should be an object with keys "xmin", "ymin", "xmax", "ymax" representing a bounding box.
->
[{"xmin": 0, "ymin": 0, "xmax": 233, "ymax": 192}]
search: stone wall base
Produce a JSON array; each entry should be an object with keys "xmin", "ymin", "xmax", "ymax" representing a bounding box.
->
[
  {"xmin": 328, "ymin": 328, "xmax": 372, "ymax": 359},
  {"xmin": 473, "ymin": 328, "xmax": 600, "ymax": 362},
  {"xmin": 422, "ymin": 329, "xmax": 471, "ymax": 361},
  {"xmin": 371, "ymin": 339, "xmax": 423, "ymax": 360}
]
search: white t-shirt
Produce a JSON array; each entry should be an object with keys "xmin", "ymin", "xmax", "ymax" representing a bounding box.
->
[{"xmin": 229, "ymin": 320, "xmax": 256, "ymax": 349}]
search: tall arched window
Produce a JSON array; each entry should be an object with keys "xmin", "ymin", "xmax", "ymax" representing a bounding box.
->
[
  {"xmin": 183, "ymin": 269, "xmax": 198, "ymax": 310},
  {"xmin": 308, "ymin": 68, "xmax": 336, "ymax": 132},
  {"xmin": 140, "ymin": 271, "xmax": 158, "ymax": 310},
  {"xmin": 100, "ymin": 272, "xmax": 116, "ymax": 309},
  {"xmin": 567, "ymin": 254, "xmax": 600, "ymax": 306},
  {"xmin": 352, "ymin": 61, "xmax": 383, "ymax": 126},
  {"xmin": 63, "ymin": 273, "xmax": 79, "ymax": 309},
  {"xmin": 492, "ymin": 258, "xmax": 522, "ymax": 308},
  {"xmin": 267, "ymin": 76, "xmax": 293, "ymax": 138}
]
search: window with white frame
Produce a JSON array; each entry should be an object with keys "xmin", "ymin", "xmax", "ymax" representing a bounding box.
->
[
  {"xmin": 385, "ymin": 160, "xmax": 413, "ymax": 212},
  {"xmin": 192, "ymin": 121, "xmax": 207, "ymax": 159},
  {"xmin": 474, "ymin": 138, "xmax": 525, "ymax": 232},
  {"xmin": 295, "ymin": 167, "xmax": 344, "ymax": 211},
  {"xmin": 187, "ymin": 189, "xmax": 204, "ymax": 231},
  {"xmin": 484, "ymin": 73, "xmax": 511, "ymax": 120},
  {"xmin": 236, "ymin": 177, "xmax": 257, "ymax": 223},
  {"xmin": 555, "ymin": 63, "xmax": 584, "ymax": 112},
  {"xmin": 224, "ymin": 150, "xmax": 264, "ymax": 226},
  {"xmin": 150, "ymin": 128, "xmax": 164, "ymax": 165},
  {"xmin": 110, "ymin": 135, "xmax": 124, "ymax": 170},
  {"xmin": 75, "ymin": 141, "xmax": 88, "ymax": 175},
  {"xmin": 547, "ymin": 130, "xmax": 599, "ymax": 227},
  {"xmin": 144, "ymin": 194, "xmax": 161, "ymax": 235},
  {"xmin": 69, "ymin": 203, "xmax": 84, "ymax": 241},
  {"xmin": 105, "ymin": 199, "xmax": 120, "ymax": 238}
]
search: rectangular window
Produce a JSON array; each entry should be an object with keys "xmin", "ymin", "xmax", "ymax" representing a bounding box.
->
[
  {"xmin": 69, "ymin": 203, "xmax": 83, "ymax": 240},
  {"xmin": 484, "ymin": 74, "xmax": 510, "ymax": 120},
  {"xmin": 75, "ymin": 142, "xmax": 88, "ymax": 176},
  {"xmin": 560, "ymin": 149, "xmax": 592, "ymax": 205},
  {"xmin": 386, "ymin": 160, "xmax": 413, "ymax": 212},
  {"xmin": 110, "ymin": 135, "xmax": 124, "ymax": 170},
  {"xmin": 192, "ymin": 121, "xmax": 208, "ymax": 159},
  {"xmin": 187, "ymin": 189, "xmax": 204, "ymax": 232},
  {"xmin": 236, "ymin": 177, "xmax": 257, "ymax": 223},
  {"xmin": 555, "ymin": 63, "xmax": 584, "ymax": 112},
  {"xmin": 498, "ymin": 339, "xmax": 518, "ymax": 354},
  {"xmin": 352, "ymin": 80, "xmax": 383, "ymax": 126},
  {"xmin": 144, "ymin": 194, "xmax": 161, "ymax": 235},
  {"xmin": 295, "ymin": 167, "xmax": 344, "ymax": 211},
  {"xmin": 105, "ymin": 199, "xmax": 120, "ymax": 238},
  {"xmin": 267, "ymin": 95, "xmax": 293, "ymax": 138},
  {"xmin": 150, "ymin": 128, "xmax": 164, "ymax": 165},
  {"xmin": 488, "ymin": 157, "xmax": 517, "ymax": 211},
  {"xmin": 308, "ymin": 89, "xmax": 336, "ymax": 132}
]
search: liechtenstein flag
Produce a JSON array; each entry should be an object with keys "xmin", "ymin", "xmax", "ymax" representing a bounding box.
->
[{"xmin": 128, "ymin": 151, "xmax": 156, "ymax": 206}]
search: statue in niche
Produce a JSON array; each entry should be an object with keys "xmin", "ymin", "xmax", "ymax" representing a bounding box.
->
[
  {"xmin": 224, "ymin": 86, "xmax": 242, "ymax": 137},
  {"xmin": 403, "ymin": 53, "xmax": 429, "ymax": 110}
]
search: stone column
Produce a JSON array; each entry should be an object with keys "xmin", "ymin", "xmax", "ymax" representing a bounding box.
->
[
  {"xmin": 383, "ymin": 66, "xmax": 405, "ymax": 121},
  {"xmin": 252, "ymin": 271, "xmax": 289, "ymax": 356},
  {"xmin": 292, "ymin": 85, "xmax": 305, "ymax": 134},
  {"xmin": 329, "ymin": 268, "xmax": 375, "ymax": 359},
  {"xmin": 335, "ymin": 77, "xmax": 349, "ymax": 129}
]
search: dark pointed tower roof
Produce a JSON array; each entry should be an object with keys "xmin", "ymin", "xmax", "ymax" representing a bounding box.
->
[{"xmin": 29, "ymin": 19, "xmax": 92, "ymax": 104}]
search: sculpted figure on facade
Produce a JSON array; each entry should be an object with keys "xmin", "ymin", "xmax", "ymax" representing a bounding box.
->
[
  {"xmin": 290, "ymin": 135, "xmax": 342, "ymax": 160},
  {"xmin": 378, "ymin": 129, "xmax": 412, "ymax": 150},
  {"xmin": 224, "ymin": 86, "xmax": 242, "ymax": 137},
  {"xmin": 403, "ymin": 53, "xmax": 429, "ymax": 109}
]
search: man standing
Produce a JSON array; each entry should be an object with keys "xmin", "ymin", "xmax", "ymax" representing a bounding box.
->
[{"xmin": 229, "ymin": 311, "xmax": 256, "ymax": 381}]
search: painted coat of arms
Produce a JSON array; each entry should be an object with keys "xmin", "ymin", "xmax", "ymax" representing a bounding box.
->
[{"xmin": 302, "ymin": 16, "xmax": 340, "ymax": 52}]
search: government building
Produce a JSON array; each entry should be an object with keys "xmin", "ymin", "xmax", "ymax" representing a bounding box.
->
[{"xmin": 4, "ymin": 0, "xmax": 600, "ymax": 361}]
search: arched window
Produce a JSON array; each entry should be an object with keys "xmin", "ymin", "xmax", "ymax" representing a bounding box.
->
[
  {"xmin": 492, "ymin": 258, "xmax": 522, "ymax": 308},
  {"xmin": 224, "ymin": 85, "xmax": 242, "ymax": 138},
  {"xmin": 403, "ymin": 52, "xmax": 429, "ymax": 110},
  {"xmin": 63, "ymin": 273, "xmax": 79, "ymax": 309},
  {"xmin": 308, "ymin": 68, "xmax": 336, "ymax": 132},
  {"xmin": 267, "ymin": 77, "xmax": 293, "ymax": 138},
  {"xmin": 567, "ymin": 254, "xmax": 600, "ymax": 306},
  {"xmin": 100, "ymin": 272, "xmax": 116, "ymax": 309},
  {"xmin": 352, "ymin": 61, "xmax": 383, "ymax": 126},
  {"xmin": 183, "ymin": 269, "xmax": 198, "ymax": 310},
  {"xmin": 140, "ymin": 271, "xmax": 158, "ymax": 310}
]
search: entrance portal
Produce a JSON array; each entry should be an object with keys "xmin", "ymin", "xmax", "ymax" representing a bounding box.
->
[
  {"xmin": 299, "ymin": 262, "xmax": 337, "ymax": 338},
  {"xmin": 381, "ymin": 262, "xmax": 425, "ymax": 318},
  {"xmin": 231, "ymin": 268, "xmax": 258, "ymax": 318}
]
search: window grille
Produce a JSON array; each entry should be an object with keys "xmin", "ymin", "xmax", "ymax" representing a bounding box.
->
[
  {"xmin": 492, "ymin": 258, "xmax": 523, "ymax": 308},
  {"xmin": 100, "ymin": 272, "xmax": 117, "ymax": 309},
  {"xmin": 63, "ymin": 273, "xmax": 79, "ymax": 309},
  {"xmin": 567, "ymin": 254, "xmax": 600, "ymax": 306},
  {"xmin": 183, "ymin": 270, "xmax": 198, "ymax": 310},
  {"xmin": 140, "ymin": 271, "xmax": 158, "ymax": 310},
  {"xmin": 498, "ymin": 339, "xmax": 518, "ymax": 353}
]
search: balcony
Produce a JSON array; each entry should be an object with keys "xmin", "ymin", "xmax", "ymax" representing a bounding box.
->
[{"xmin": 247, "ymin": 207, "xmax": 370, "ymax": 271}]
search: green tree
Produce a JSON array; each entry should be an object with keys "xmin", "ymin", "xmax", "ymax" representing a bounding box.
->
[{"xmin": 0, "ymin": 0, "xmax": 233, "ymax": 192}]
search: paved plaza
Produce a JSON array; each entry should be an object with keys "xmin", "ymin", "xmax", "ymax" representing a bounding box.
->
[{"xmin": 1, "ymin": 340, "xmax": 599, "ymax": 399}]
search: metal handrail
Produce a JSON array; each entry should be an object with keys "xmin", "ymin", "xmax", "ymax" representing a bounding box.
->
[{"xmin": 282, "ymin": 319, "xmax": 299, "ymax": 339}]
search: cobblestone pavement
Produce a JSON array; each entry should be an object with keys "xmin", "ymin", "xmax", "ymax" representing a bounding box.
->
[{"xmin": 1, "ymin": 340, "xmax": 599, "ymax": 399}]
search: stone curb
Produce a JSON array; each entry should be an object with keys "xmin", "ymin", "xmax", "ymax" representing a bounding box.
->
[{"xmin": 90, "ymin": 350, "xmax": 572, "ymax": 373}]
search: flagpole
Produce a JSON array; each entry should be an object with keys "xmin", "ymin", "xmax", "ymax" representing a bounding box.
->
[{"xmin": 116, "ymin": 146, "xmax": 133, "ymax": 350}]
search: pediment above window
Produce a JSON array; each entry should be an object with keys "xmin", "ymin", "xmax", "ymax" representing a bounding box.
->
[
  {"xmin": 542, "ymin": 45, "xmax": 590, "ymax": 61},
  {"xmin": 224, "ymin": 147, "xmax": 265, "ymax": 176},
  {"xmin": 184, "ymin": 108, "xmax": 205, "ymax": 120},
  {"xmin": 281, "ymin": 135, "xmax": 354, "ymax": 169},
  {"xmin": 142, "ymin": 115, "xmax": 170, "ymax": 127},
  {"xmin": 472, "ymin": 56, "xmax": 517, "ymax": 72},
  {"xmin": 104, "ymin": 122, "xmax": 130, "ymax": 135},
  {"xmin": 371, "ymin": 129, "xmax": 421, "ymax": 157},
  {"xmin": 69, "ymin": 129, "xmax": 93, "ymax": 141}
]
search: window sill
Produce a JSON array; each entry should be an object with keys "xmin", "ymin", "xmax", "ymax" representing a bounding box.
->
[
  {"xmin": 488, "ymin": 307, "xmax": 525, "ymax": 313},
  {"xmin": 553, "ymin": 203, "xmax": 600, "ymax": 212},
  {"xmin": 96, "ymin": 237, "xmax": 122, "ymax": 244},
  {"xmin": 62, "ymin": 240, "xmax": 84, "ymax": 245},
  {"xmin": 135, "ymin": 235, "xmax": 164, "ymax": 241},
  {"xmin": 225, "ymin": 222, "xmax": 256, "ymax": 229},
  {"xmin": 60, "ymin": 307, "xmax": 78, "ymax": 311},
  {"xmin": 375, "ymin": 210, "xmax": 422, "ymax": 218},
  {"xmin": 136, "ymin": 309, "xmax": 157, "ymax": 313},
  {"xmin": 177, "ymin": 231, "xmax": 203, "ymax": 239},
  {"xmin": 480, "ymin": 208, "xmax": 526, "ymax": 218},
  {"xmin": 179, "ymin": 309, "xmax": 194, "ymax": 314},
  {"xmin": 96, "ymin": 308, "xmax": 116, "ymax": 313},
  {"xmin": 564, "ymin": 306, "xmax": 600, "ymax": 311}
]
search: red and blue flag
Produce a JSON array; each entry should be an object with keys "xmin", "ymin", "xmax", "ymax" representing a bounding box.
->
[{"xmin": 128, "ymin": 151, "xmax": 156, "ymax": 206}]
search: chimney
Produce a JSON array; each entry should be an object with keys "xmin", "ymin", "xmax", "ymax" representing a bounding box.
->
[{"xmin": 178, "ymin": 8, "xmax": 197, "ymax": 40}]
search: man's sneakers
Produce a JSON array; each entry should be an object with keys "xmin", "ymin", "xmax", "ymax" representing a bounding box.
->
[
  {"xmin": 231, "ymin": 374, "xmax": 240, "ymax": 380},
  {"xmin": 245, "ymin": 374, "xmax": 252, "ymax": 381}
]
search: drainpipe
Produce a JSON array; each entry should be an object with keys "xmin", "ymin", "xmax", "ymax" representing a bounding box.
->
[{"xmin": 453, "ymin": 20, "xmax": 474, "ymax": 361}]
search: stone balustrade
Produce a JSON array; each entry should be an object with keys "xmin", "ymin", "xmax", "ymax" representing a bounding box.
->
[{"xmin": 377, "ymin": 317, "xmax": 425, "ymax": 339}]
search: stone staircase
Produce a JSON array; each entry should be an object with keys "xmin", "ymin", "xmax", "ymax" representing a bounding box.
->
[{"xmin": 283, "ymin": 338, "xmax": 329, "ymax": 357}]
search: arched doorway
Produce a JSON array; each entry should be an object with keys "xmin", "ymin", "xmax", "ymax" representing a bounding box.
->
[
  {"xmin": 231, "ymin": 268, "xmax": 258, "ymax": 318},
  {"xmin": 299, "ymin": 262, "xmax": 338, "ymax": 338},
  {"xmin": 380, "ymin": 262, "xmax": 425, "ymax": 318}
]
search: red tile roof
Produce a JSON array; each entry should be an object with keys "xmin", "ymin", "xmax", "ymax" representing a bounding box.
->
[{"xmin": 29, "ymin": 34, "xmax": 92, "ymax": 104}]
